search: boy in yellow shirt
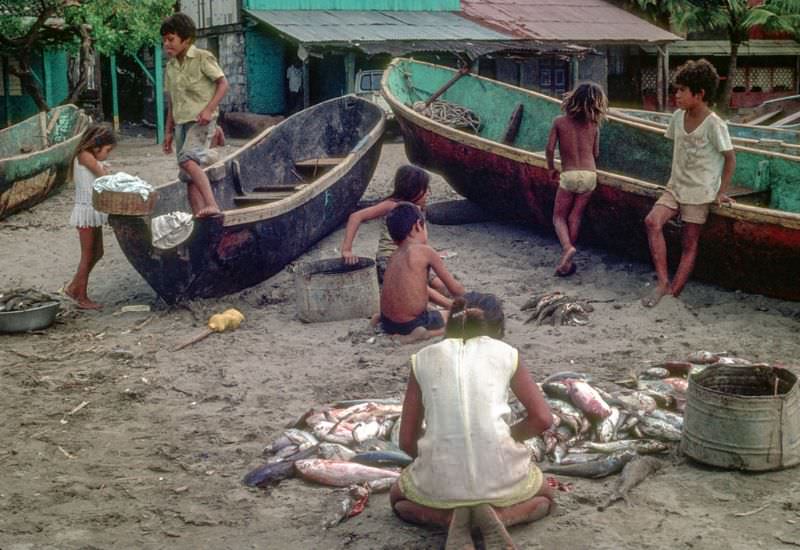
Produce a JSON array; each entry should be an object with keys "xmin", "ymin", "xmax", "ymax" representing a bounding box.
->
[{"xmin": 160, "ymin": 13, "xmax": 229, "ymax": 217}]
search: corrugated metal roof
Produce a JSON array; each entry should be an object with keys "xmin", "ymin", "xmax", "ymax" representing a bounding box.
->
[
  {"xmin": 245, "ymin": 9, "xmax": 509, "ymax": 43},
  {"xmin": 460, "ymin": 0, "xmax": 681, "ymax": 44},
  {"xmin": 644, "ymin": 40, "xmax": 800, "ymax": 56}
]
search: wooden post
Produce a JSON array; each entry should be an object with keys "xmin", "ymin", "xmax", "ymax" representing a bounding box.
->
[
  {"xmin": 3, "ymin": 56, "xmax": 11, "ymax": 126},
  {"xmin": 302, "ymin": 60, "xmax": 310, "ymax": 109},
  {"xmin": 570, "ymin": 56, "xmax": 579, "ymax": 90},
  {"xmin": 110, "ymin": 54, "xmax": 120, "ymax": 132},
  {"xmin": 656, "ymin": 46, "xmax": 664, "ymax": 112},
  {"xmin": 664, "ymin": 45, "xmax": 670, "ymax": 111},
  {"xmin": 154, "ymin": 43, "xmax": 164, "ymax": 145},
  {"xmin": 344, "ymin": 52, "xmax": 355, "ymax": 95}
]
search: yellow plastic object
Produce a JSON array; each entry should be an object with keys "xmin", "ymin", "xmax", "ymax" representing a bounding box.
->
[{"xmin": 208, "ymin": 308, "xmax": 244, "ymax": 332}]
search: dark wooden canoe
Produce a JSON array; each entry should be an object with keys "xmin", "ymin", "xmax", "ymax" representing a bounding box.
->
[
  {"xmin": 108, "ymin": 96, "xmax": 385, "ymax": 304},
  {"xmin": 612, "ymin": 107, "xmax": 800, "ymax": 156},
  {"xmin": 382, "ymin": 58, "xmax": 800, "ymax": 301},
  {"xmin": 0, "ymin": 105, "xmax": 90, "ymax": 219}
]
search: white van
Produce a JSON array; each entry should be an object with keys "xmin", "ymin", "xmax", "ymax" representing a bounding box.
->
[{"xmin": 355, "ymin": 69, "xmax": 393, "ymax": 119}]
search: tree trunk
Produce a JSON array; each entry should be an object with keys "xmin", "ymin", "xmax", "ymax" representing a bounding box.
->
[
  {"xmin": 9, "ymin": 58, "xmax": 48, "ymax": 112},
  {"xmin": 65, "ymin": 25, "xmax": 93, "ymax": 106},
  {"xmin": 719, "ymin": 43, "xmax": 739, "ymax": 114}
]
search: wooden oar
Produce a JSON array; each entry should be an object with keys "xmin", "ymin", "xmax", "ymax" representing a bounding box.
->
[{"xmin": 423, "ymin": 65, "xmax": 471, "ymax": 109}]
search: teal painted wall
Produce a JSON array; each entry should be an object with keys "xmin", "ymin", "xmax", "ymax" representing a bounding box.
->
[
  {"xmin": 44, "ymin": 49, "xmax": 69, "ymax": 106},
  {"xmin": 245, "ymin": 0, "xmax": 460, "ymax": 10},
  {"xmin": 246, "ymin": 30, "xmax": 286, "ymax": 114},
  {"xmin": 1, "ymin": 50, "xmax": 68, "ymax": 127}
]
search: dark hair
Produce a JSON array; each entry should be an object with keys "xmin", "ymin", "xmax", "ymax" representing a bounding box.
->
[
  {"xmin": 69, "ymin": 123, "xmax": 117, "ymax": 181},
  {"xmin": 445, "ymin": 292, "xmax": 505, "ymax": 340},
  {"xmin": 562, "ymin": 82, "xmax": 608, "ymax": 125},
  {"xmin": 389, "ymin": 164, "xmax": 430, "ymax": 203},
  {"xmin": 673, "ymin": 59, "xmax": 719, "ymax": 104},
  {"xmin": 160, "ymin": 13, "xmax": 196, "ymax": 42},
  {"xmin": 386, "ymin": 201, "xmax": 424, "ymax": 243}
]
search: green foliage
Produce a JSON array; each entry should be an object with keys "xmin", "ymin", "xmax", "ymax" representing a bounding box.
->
[
  {"xmin": 0, "ymin": 0, "xmax": 175, "ymax": 56},
  {"xmin": 68, "ymin": 0, "xmax": 175, "ymax": 56},
  {"xmin": 631, "ymin": 0, "xmax": 800, "ymax": 43}
]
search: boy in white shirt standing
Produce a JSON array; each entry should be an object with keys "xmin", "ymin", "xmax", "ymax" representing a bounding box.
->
[{"xmin": 642, "ymin": 59, "xmax": 736, "ymax": 307}]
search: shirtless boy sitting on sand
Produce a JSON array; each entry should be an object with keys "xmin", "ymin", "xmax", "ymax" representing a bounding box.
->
[{"xmin": 380, "ymin": 202, "xmax": 465, "ymax": 343}]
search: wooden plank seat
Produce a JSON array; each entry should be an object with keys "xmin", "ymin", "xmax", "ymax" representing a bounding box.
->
[
  {"xmin": 233, "ymin": 190, "xmax": 295, "ymax": 205},
  {"xmin": 294, "ymin": 157, "xmax": 346, "ymax": 168}
]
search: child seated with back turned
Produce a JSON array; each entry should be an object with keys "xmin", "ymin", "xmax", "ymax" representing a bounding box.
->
[
  {"xmin": 391, "ymin": 292, "xmax": 555, "ymax": 550},
  {"xmin": 380, "ymin": 202, "xmax": 465, "ymax": 343}
]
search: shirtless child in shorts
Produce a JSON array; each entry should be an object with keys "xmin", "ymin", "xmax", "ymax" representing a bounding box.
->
[
  {"xmin": 546, "ymin": 82, "xmax": 608, "ymax": 276},
  {"xmin": 380, "ymin": 203, "xmax": 465, "ymax": 343}
]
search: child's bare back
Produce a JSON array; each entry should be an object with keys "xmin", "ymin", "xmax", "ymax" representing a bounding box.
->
[
  {"xmin": 550, "ymin": 115, "xmax": 599, "ymax": 172},
  {"xmin": 381, "ymin": 243, "xmax": 438, "ymax": 323}
]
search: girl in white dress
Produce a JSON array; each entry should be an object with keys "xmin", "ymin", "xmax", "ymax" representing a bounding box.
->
[
  {"xmin": 65, "ymin": 123, "xmax": 116, "ymax": 309},
  {"xmin": 391, "ymin": 292, "xmax": 555, "ymax": 550}
]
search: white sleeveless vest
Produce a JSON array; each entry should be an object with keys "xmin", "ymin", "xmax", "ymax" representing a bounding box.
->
[{"xmin": 399, "ymin": 336, "xmax": 541, "ymax": 509}]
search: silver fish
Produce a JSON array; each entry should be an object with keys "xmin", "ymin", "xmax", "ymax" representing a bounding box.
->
[
  {"xmin": 318, "ymin": 443, "xmax": 356, "ymax": 461},
  {"xmin": 637, "ymin": 415, "xmax": 682, "ymax": 442},
  {"xmin": 524, "ymin": 436, "xmax": 546, "ymax": 463},
  {"xmin": 595, "ymin": 407, "xmax": 620, "ymax": 443},
  {"xmin": 584, "ymin": 439, "xmax": 670, "ymax": 455},
  {"xmin": 541, "ymin": 450, "xmax": 636, "ymax": 479}
]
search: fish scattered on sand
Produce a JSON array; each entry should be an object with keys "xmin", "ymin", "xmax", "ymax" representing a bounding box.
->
[
  {"xmin": 598, "ymin": 455, "xmax": 664, "ymax": 511},
  {"xmin": 351, "ymin": 450, "xmax": 413, "ymax": 468},
  {"xmin": 0, "ymin": 288, "xmax": 56, "ymax": 312},
  {"xmin": 541, "ymin": 450, "xmax": 636, "ymax": 478},
  {"xmin": 294, "ymin": 459, "xmax": 401, "ymax": 487}
]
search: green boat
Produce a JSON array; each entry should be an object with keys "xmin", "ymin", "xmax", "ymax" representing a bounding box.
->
[
  {"xmin": 612, "ymin": 107, "xmax": 800, "ymax": 156},
  {"xmin": 383, "ymin": 58, "xmax": 800, "ymax": 300},
  {"xmin": 0, "ymin": 105, "xmax": 90, "ymax": 219}
]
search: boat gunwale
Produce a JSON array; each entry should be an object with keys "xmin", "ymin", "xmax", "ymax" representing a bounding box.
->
[
  {"xmin": 382, "ymin": 58, "xmax": 800, "ymax": 231},
  {"xmin": 610, "ymin": 107, "xmax": 800, "ymax": 155},
  {"xmin": 0, "ymin": 105, "xmax": 90, "ymax": 165},
  {"xmin": 145, "ymin": 96, "xmax": 385, "ymax": 228}
]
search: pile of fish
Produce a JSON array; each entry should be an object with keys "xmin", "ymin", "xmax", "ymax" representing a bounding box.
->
[
  {"xmin": 521, "ymin": 291, "xmax": 593, "ymax": 326},
  {"xmin": 524, "ymin": 350, "xmax": 758, "ymax": 482},
  {"xmin": 243, "ymin": 399, "xmax": 407, "ymax": 527},
  {"xmin": 0, "ymin": 288, "xmax": 56, "ymax": 312},
  {"xmin": 244, "ymin": 351, "xmax": 760, "ymax": 521}
]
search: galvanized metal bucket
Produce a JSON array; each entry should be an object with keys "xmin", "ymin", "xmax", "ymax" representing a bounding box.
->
[
  {"xmin": 295, "ymin": 257, "xmax": 379, "ymax": 323},
  {"xmin": 681, "ymin": 365, "xmax": 800, "ymax": 471}
]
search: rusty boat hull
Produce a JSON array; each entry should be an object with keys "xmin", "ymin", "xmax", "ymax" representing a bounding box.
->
[
  {"xmin": 382, "ymin": 58, "xmax": 800, "ymax": 301},
  {"xmin": 109, "ymin": 96, "xmax": 385, "ymax": 304}
]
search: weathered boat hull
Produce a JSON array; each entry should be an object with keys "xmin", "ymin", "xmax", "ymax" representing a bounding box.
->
[
  {"xmin": 109, "ymin": 96, "xmax": 385, "ymax": 304},
  {"xmin": 384, "ymin": 59, "xmax": 800, "ymax": 301},
  {"xmin": 613, "ymin": 107, "xmax": 800, "ymax": 156},
  {"xmin": 0, "ymin": 105, "xmax": 90, "ymax": 218}
]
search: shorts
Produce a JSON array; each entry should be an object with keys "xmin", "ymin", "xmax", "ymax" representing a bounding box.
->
[
  {"xmin": 380, "ymin": 309, "xmax": 445, "ymax": 336},
  {"xmin": 559, "ymin": 170, "xmax": 597, "ymax": 194},
  {"xmin": 175, "ymin": 119, "xmax": 219, "ymax": 182},
  {"xmin": 655, "ymin": 191, "xmax": 710, "ymax": 225}
]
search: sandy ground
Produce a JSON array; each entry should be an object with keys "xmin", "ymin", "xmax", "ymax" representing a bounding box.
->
[{"xmin": 1, "ymin": 128, "xmax": 800, "ymax": 550}]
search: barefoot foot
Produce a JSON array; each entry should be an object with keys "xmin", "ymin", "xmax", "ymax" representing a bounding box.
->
[
  {"xmin": 445, "ymin": 507, "xmax": 475, "ymax": 550},
  {"xmin": 472, "ymin": 504, "xmax": 518, "ymax": 550},
  {"xmin": 555, "ymin": 263, "xmax": 577, "ymax": 277},
  {"xmin": 556, "ymin": 246, "xmax": 576, "ymax": 275},
  {"xmin": 195, "ymin": 206, "xmax": 222, "ymax": 218},
  {"xmin": 642, "ymin": 284, "xmax": 671, "ymax": 308}
]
